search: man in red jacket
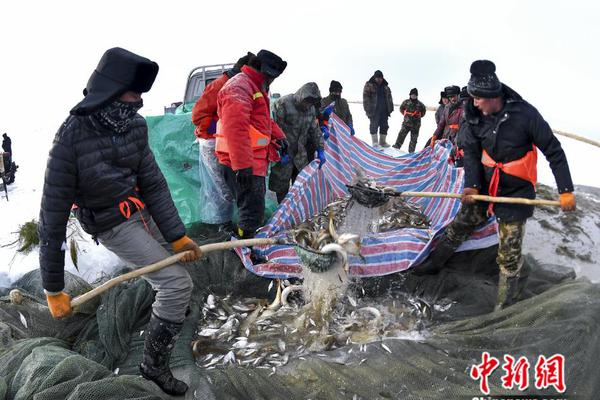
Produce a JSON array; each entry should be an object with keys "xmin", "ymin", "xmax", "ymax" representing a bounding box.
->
[
  {"xmin": 191, "ymin": 53, "xmax": 253, "ymax": 232},
  {"xmin": 216, "ymin": 50, "xmax": 287, "ymax": 238}
]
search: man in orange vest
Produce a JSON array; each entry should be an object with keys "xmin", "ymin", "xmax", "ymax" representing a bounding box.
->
[
  {"xmin": 414, "ymin": 60, "xmax": 576, "ymax": 311},
  {"xmin": 394, "ymin": 88, "xmax": 426, "ymax": 152},
  {"xmin": 216, "ymin": 50, "xmax": 287, "ymax": 239}
]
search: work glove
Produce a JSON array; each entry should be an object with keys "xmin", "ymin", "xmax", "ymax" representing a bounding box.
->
[
  {"xmin": 321, "ymin": 125, "xmax": 330, "ymax": 141},
  {"xmin": 280, "ymin": 153, "xmax": 290, "ymax": 165},
  {"xmin": 559, "ymin": 192, "xmax": 576, "ymax": 211},
  {"xmin": 171, "ymin": 235, "xmax": 203, "ymax": 262},
  {"xmin": 461, "ymin": 187, "xmax": 479, "ymax": 205},
  {"xmin": 322, "ymin": 102, "xmax": 335, "ymax": 118},
  {"xmin": 348, "ymin": 123, "xmax": 355, "ymax": 136},
  {"xmin": 316, "ymin": 148, "xmax": 326, "ymax": 170},
  {"xmin": 45, "ymin": 290, "xmax": 72, "ymax": 319},
  {"xmin": 235, "ymin": 167, "xmax": 253, "ymax": 191}
]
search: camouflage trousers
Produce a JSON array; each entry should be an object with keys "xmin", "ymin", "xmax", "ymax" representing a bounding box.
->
[
  {"xmin": 395, "ymin": 122, "xmax": 420, "ymax": 153},
  {"xmin": 445, "ymin": 203, "xmax": 526, "ymax": 277}
]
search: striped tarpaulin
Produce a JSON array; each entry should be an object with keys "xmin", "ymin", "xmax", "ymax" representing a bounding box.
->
[{"xmin": 235, "ymin": 114, "xmax": 498, "ymax": 279}]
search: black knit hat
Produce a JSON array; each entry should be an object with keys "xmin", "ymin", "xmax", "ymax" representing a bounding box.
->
[
  {"xmin": 444, "ymin": 85, "xmax": 460, "ymax": 96},
  {"xmin": 459, "ymin": 86, "xmax": 470, "ymax": 100},
  {"xmin": 374, "ymin": 70, "xmax": 383, "ymax": 78},
  {"xmin": 329, "ymin": 80, "xmax": 343, "ymax": 93},
  {"xmin": 467, "ymin": 60, "xmax": 502, "ymax": 98},
  {"xmin": 256, "ymin": 49, "xmax": 287, "ymax": 78},
  {"xmin": 409, "ymin": 88, "xmax": 418, "ymax": 96},
  {"xmin": 71, "ymin": 48, "xmax": 159, "ymax": 116}
]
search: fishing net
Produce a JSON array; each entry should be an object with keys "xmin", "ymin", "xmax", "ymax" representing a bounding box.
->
[{"xmin": 1, "ymin": 116, "xmax": 598, "ymax": 399}]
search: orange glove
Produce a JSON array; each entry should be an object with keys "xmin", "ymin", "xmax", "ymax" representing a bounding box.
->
[
  {"xmin": 461, "ymin": 187, "xmax": 479, "ymax": 205},
  {"xmin": 45, "ymin": 291, "xmax": 72, "ymax": 318},
  {"xmin": 171, "ymin": 235, "xmax": 202, "ymax": 262},
  {"xmin": 559, "ymin": 192, "xmax": 576, "ymax": 212}
]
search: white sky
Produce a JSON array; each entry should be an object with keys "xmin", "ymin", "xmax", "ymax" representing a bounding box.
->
[{"xmin": 0, "ymin": 0, "xmax": 599, "ymax": 141}]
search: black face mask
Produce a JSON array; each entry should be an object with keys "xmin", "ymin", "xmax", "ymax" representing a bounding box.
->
[
  {"xmin": 94, "ymin": 99, "xmax": 143, "ymax": 133},
  {"xmin": 331, "ymin": 93, "xmax": 341, "ymax": 100}
]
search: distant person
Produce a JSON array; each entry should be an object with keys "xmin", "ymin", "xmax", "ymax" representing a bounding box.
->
[
  {"xmin": 363, "ymin": 70, "xmax": 394, "ymax": 148},
  {"xmin": 435, "ymin": 90, "xmax": 448, "ymax": 125},
  {"xmin": 216, "ymin": 50, "xmax": 288, "ymax": 238},
  {"xmin": 269, "ymin": 82, "xmax": 325, "ymax": 203},
  {"xmin": 429, "ymin": 85, "xmax": 462, "ymax": 147},
  {"xmin": 38, "ymin": 47, "xmax": 202, "ymax": 396},
  {"xmin": 2, "ymin": 133, "xmax": 12, "ymax": 172},
  {"xmin": 451, "ymin": 86, "xmax": 471, "ymax": 167},
  {"xmin": 191, "ymin": 52, "xmax": 253, "ymax": 233},
  {"xmin": 414, "ymin": 60, "xmax": 576, "ymax": 311},
  {"xmin": 394, "ymin": 88, "xmax": 426, "ymax": 152},
  {"xmin": 320, "ymin": 80, "xmax": 354, "ymax": 134}
]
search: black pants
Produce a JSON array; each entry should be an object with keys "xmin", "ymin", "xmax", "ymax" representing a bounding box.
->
[
  {"xmin": 224, "ymin": 167, "xmax": 266, "ymax": 233},
  {"xmin": 369, "ymin": 115, "xmax": 389, "ymax": 135}
]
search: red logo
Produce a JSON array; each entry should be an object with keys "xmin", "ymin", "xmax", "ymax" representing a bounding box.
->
[
  {"xmin": 534, "ymin": 354, "xmax": 566, "ymax": 393},
  {"xmin": 470, "ymin": 352, "xmax": 500, "ymax": 395}
]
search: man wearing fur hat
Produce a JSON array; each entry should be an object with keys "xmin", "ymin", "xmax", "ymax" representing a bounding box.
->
[
  {"xmin": 394, "ymin": 88, "xmax": 426, "ymax": 152},
  {"xmin": 39, "ymin": 48, "xmax": 203, "ymax": 395},
  {"xmin": 321, "ymin": 80, "xmax": 354, "ymax": 133},
  {"xmin": 435, "ymin": 90, "xmax": 449, "ymax": 125},
  {"xmin": 363, "ymin": 70, "xmax": 394, "ymax": 147},
  {"xmin": 414, "ymin": 60, "xmax": 576, "ymax": 311}
]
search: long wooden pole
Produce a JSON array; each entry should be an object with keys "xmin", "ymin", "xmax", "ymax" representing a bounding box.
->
[
  {"xmin": 398, "ymin": 191, "xmax": 561, "ymax": 207},
  {"xmin": 70, "ymin": 238, "xmax": 278, "ymax": 309}
]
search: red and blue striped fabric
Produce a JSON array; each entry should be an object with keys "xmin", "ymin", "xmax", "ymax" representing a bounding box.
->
[{"xmin": 235, "ymin": 114, "xmax": 498, "ymax": 279}]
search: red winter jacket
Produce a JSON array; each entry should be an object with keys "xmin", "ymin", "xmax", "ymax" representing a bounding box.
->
[
  {"xmin": 216, "ymin": 65, "xmax": 284, "ymax": 176},
  {"xmin": 191, "ymin": 73, "xmax": 229, "ymax": 139}
]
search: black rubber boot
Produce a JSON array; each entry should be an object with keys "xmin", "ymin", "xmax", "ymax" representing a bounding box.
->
[
  {"xmin": 412, "ymin": 235, "xmax": 459, "ymax": 275},
  {"xmin": 494, "ymin": 273, "xmax": 521, "ymax": 311},
  {"xmin": 140, "ymin": 313, "xmax": 188, "ymax": 396}
]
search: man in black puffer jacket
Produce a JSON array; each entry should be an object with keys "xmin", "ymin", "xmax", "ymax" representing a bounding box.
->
[
  {"xmin": 413, "ymin": 60, "xmax": 576, "ymax": 311},
  {"xmin": 38, "ymin": 47, "xmax": 202, "ymax": 396}
]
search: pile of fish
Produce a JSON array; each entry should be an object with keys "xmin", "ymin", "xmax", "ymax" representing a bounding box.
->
[{"xmin": 191, "ymin": 284, "xmax": 445, "ymax": 371}]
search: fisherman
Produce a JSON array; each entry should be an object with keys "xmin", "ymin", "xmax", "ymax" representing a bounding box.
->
[
  {"xmin": 321, "ymin": 80, "xmax": 354, "ymax": 134},
  {"xmin": 429, "ymin": 85, "xmax": 462, "ymax": 147},
  {"xmin": 450, "ymin": 86, "xmax": 471, "ymax": 167},
  {"xmin": 2, "ymin": 133, "xmax": 12, "ymax": 169},
  {"xmin": 394, "ymin": 88, "xmax": 427, "ymax": 152},
  {"xmin": 269, "ymin": 82, "xmax": 326, "ymax": 203},
  {"xmin": 38, "ymin": 48, "xmax": 202, "ymax": 396},
  {"xmin": 435, "ymin": 90, "xmax": 448, "ymax": 125},
  {"xmin": 216, "ymin": 50, "xmax": 287, "ymax": 238},
  {"xmin": 363, "ymin": 70, "xmax": 394, "ymax": 148},
  {"xmin": 413, "ymin": 60, "xmax": 576, "ymax": 311},
  {"xmin": 191, "ymin": 52, "xmax": 254, "ymax": 234}
]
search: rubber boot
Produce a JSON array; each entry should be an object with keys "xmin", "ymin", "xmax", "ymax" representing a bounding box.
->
[
  {"xmin": 494, "ymin": 273, "xmax": 520, "ymax": 311},
  {"xmin": 140, "ymin": 313, "xmax": 188, "ymax": 396},
  {"xmin": 379, "ymin": 134, "xmax": 391, "ymax": 148},
  {"xmin": 371, "ymin": 134, "xmax": 379, "ymax": 147},
  {"xmin": 412, "ymin": 235, "xmax": 459, "ymax": 275}
]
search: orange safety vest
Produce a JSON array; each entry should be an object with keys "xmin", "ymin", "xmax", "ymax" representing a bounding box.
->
[
  {"xmin": 215, "ymin": 91, "xmax": 270, "ymax": 154},
  {"xmin": 481, "ymin": 146, "xmax": 538, "ymax": 215}
]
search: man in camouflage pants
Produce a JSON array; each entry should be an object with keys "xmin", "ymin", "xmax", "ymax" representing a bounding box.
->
[
  {"xmin": 394, "ymin": 88, "xmax": 426, "ymax": 152},
  {"xmin": 413, "ymin": 60, "xmax": 576, "ymax": 311}
]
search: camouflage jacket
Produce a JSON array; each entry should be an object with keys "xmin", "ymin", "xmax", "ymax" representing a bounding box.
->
[
  {"xmin": 273, "ymin": 82, "xmax": 323, "ymax": 170},
  {"xmin": 362, "ymin": 76, "xmax": 394, "ymax": 119},
  {"xmin": 321, "ymin": 94, "xmax": 353, "ymax": 127},
  {"xmin": 399, "ymin": 99, "xmax": 426, "ymax": 127}
]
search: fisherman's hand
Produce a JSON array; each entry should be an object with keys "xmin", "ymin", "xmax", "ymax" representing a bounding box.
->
[
  {"xmin": 559, "ymin": 192, "xmax": 576, "ymax": 212},
  {"xmin": 235, "ymin": 167, "xmax": 253, "ymax": 191},
  {"xmin": 321, "ymin": 125, "xmax": 330, "ymax": 141},
  {"xmin": 280, "ymin": 154, "xmax": 290, "ymax": 166},
  {"xmin": 317, "ymin": 148, "xmax": 326, "ymax": 169},
  {"xmin": 461, "ymin": 187, "xmax": 479, "ymax": 205},
  {"xmin": 172, "ymin": 235, "xmax": 202, "ymax": 262},
  {"xmin": 45, "ymin": 290, "xmax": 72, "ymax": 318},
  {"xmin": 322, "ymin": 102, "xmax": 335, "ymax": 118},
  {"xmin": 349, "ymin": 123, "xmax": 355, "ymax": 136}
]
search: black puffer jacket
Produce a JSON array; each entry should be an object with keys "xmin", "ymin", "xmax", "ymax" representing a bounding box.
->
[
  {"xmin": 39, "ymin": 114, "xmax": 185, "ymax": 292},
  {"xmin": 462, "ymin": 84, "xmax": 574, "ymax": 222}
]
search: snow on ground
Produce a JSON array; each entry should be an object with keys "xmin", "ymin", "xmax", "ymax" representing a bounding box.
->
[{"xmin": 0, "ymin": 104, "xmax": 598, "ymax": 288}]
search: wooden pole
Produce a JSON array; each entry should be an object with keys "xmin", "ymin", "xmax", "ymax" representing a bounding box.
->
[
  {"xmin": 398, "ymin": 191, "xmax": 561, "ymax": 207},
  {"xmin": 70, "ymin": 238, "xmax": 277, "ymax": 309}
]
